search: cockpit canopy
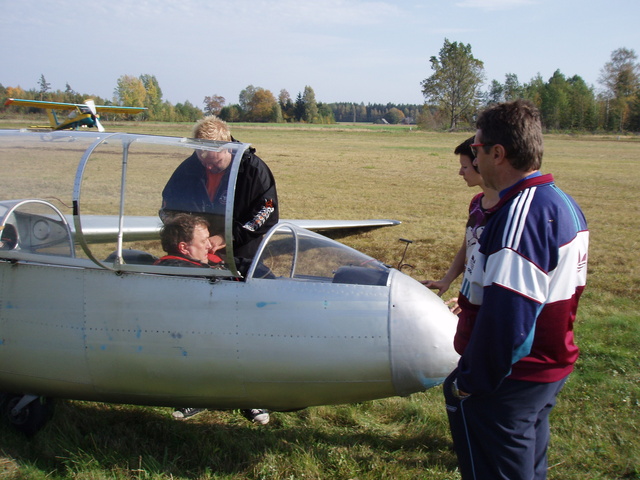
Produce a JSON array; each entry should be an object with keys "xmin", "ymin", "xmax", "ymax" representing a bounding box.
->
[{"xmin": 0, "ymin": 130, "xmax": 388, "ymax": 285}]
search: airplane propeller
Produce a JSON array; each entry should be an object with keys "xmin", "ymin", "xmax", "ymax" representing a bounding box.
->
[{"xmin": 84, "ymin": 100, "xmax": 105, "ymax": 132}]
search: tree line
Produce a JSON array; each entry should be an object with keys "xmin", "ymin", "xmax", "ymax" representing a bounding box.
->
[
  {"xmin": 2, "ymin": 41, "xmax": 639, "ymax": 132},
  {"xmin": 1, "ymin": 74, "xmax": 203, "ymax": 123},
  {"xmin": 422, "ymin": 39, "xmax": 640, "ymax": 132}
]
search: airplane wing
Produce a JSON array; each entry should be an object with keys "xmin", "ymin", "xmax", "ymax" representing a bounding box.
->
[
  {"xmin": 69, "ymin": 215, "xmax": 400, "ymax": 243},
  {"xmin": 4, "ymin": 98, "xmax": 146, "ymax": 114},
  {"xmin": 92, "ymin": 105, "xmax": 147, "ymax": 114},
  {"xmin": 5, "ymin": 98, "xmax": 79, "ymax": 111},
  {"xmin": 285, "ymin": 218, "xmax": 400, "ymax": 232}
]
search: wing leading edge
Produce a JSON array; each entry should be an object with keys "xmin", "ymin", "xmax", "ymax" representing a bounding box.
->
[
  {"xmin": 4, "ymin": 98, "xmax": 147, "ymax": 115},
  {"xmin": 69, "ymin": 215, "xmax": 400, "ymax": 243}
]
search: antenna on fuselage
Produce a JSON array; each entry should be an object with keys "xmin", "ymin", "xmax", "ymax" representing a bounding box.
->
[{"xmin": 397, "ymin": 238, "xmax": 414, "ymax": 272}]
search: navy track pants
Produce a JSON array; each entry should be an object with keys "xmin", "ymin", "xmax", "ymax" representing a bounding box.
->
[{"xmin": 443, "ymin": 368, "xmax": 567, "ymax": 480}]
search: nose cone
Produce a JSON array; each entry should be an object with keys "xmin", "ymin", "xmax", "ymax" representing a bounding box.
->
[{"xmin": 388, "ymin": 269, "xmax": 460, "ymax": 396}]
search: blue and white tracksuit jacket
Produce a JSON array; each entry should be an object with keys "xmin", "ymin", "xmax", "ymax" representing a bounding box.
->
[{"xmin": 455, "ymin": 172, "xmax": 589, "ymax": 395}]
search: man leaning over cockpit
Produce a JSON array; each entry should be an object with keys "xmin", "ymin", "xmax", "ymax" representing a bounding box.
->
[{"xmin": 159, "ymin": 115, "xmax": 278, "ymax": 275}]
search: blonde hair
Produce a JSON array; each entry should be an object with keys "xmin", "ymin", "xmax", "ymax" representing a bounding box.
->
[{"xmin": 192, "ymin": 115, "xmax": 232, "ymax": 141}]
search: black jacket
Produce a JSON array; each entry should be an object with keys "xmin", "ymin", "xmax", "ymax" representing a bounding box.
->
[{"xmin": 161, "ymin": 147, "xmax": 278, "ymax": 259}]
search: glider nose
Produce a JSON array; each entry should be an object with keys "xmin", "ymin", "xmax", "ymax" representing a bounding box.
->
[{"xmin": 388, "ymin": 270, "xmax": 460, "ymax": 396}]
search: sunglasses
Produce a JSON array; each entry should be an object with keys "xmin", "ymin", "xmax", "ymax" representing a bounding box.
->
[{"xmin": 470, "ymin": 142, "xmax": 495, "ymax": 157}]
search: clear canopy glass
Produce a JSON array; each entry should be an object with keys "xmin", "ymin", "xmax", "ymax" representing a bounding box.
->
[{"xmin": 0, "ymin": 129, "xmax": 389, "ymax": 284}]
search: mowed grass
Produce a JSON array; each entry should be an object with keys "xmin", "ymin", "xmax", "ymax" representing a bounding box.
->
[{"xmin": 0, "ymin": 120, "xmax": 639, "ymax": 479}]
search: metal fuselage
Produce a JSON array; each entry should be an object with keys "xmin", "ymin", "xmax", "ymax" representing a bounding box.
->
[{"xmin": 0, "ymin": 259, "xmax": 458, "ymax": 411}]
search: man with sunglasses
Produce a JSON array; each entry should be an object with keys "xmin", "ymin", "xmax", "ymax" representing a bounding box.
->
[{"xmin": 443, "ymin": 100, "xmax": 589, "ymax": 480}]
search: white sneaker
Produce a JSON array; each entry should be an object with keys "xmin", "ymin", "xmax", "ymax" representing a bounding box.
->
[
  {"xmin": 242, "ymin": 408, "xmax": 270, "ymax": 425},
  {"xmin": 172, "ymin": 407, "xmax": 204, "ymax": 419}
]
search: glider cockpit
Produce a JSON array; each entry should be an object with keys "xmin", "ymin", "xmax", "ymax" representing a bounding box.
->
[
  {"xmin": 0, "ymin": 199, "xmax": 73, "ymax": 256},
  {"xmin": 0, "ymin": 130, "xmax": 389, "ymax": 284}
]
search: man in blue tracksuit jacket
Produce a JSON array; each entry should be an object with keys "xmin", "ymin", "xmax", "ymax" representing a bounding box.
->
[{"xmin": 444, "ymin": 100, "xmax": 589, "ymax": 480}]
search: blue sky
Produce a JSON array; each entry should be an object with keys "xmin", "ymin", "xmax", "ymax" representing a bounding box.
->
[{"xmin": 2, "ymin": 0, "xmax": 638, "ymax": 107}]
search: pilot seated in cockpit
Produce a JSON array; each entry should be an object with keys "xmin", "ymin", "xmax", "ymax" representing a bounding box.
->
[
  {"xmin": 156, "ymin": 213, "xmax": 270, "ymax": 425},
  {"xmin": 154, "ymin": 214, "xmax": 224, "ymax": 269}
]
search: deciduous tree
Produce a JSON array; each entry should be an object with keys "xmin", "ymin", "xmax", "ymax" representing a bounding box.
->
[
  {"xmin": 279, "ymin": 89, "xmax": 294, "ymax": 122},
  {"xmin": 6, "ymin": 85, "xmax": 25, "ymax": 100},
  {"xmin": 421, "ymin": 39, "xmax": 484, "ymax": 129},
  {"xmin": 384, "ymin": 107, "xmax": 405, "ymax": 124},
  {"xmin": 204, "ymin": 95, "xmax": 226, "ymax": 116},
  {"xmin": 239, "ymin": 85, "xmax": 258, "ymax": 113},
  {"xmin": 114, "ymin": 75, "xmax": 146, "ymax": 107},
  {"xmin": 140, "ymin": 74, "xmax": 163, "ymax": 120},
  {"xmin": 302, "ymin": 85, "xmax": 319, "ymax": 123},
  {"xmin": 599, "ymin": 47, "xmax": 640, "ymax": 131},
  {"xmin": 173, "ymin": 100, "xmax": 202, "ymax": 122},
  {"xmin": 246, "ymin": 88, "xmax": 277, "ymax": 122},
  {"xmin": 219, "ymin": 104, "xmax": 242, "ymax": 122},
  {"xmin": 317, "ymin": 103, "xmax": 335, "ymax": 124}
]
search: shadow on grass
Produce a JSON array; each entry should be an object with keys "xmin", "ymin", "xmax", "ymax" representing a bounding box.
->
[{"xmin": 1, "ymin": 399, "xmax": 459, "ymax": 479}]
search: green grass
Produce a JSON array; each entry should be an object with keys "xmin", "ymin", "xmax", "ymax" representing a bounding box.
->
[{"xmin": 0, "ymin": 120, "xmax": 639, "ymax": 479}]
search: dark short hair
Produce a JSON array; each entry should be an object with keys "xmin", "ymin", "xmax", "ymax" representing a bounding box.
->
[
  {"xmin": 454, "ymin": 136, "xmax": 478, "ymax": 172},
  {"xmin": 160, "ymin": 213, "xmax": 209, "ymax": 255},
  {"xmin": 476, "ymin": 99, "xmax": 543, "ymax": 171}
]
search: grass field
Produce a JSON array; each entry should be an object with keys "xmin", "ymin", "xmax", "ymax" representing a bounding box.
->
[{"xmin": 0, "ymin": 119, "xmax": 639, "ymax": 479}]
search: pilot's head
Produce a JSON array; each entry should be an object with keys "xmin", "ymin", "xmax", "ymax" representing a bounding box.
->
[
  {"xmin": 193, "ymin": 116, "xmax": 233, "ymax": 174},
  {"xmin": 160, "ymin": 214, "xmax": 211, "ymax": 263}
]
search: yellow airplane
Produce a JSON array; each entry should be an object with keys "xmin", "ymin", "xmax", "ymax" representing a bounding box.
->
[{"xmin": 4, "ymin": 98, "xmax": 147, "ymax": 132}]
